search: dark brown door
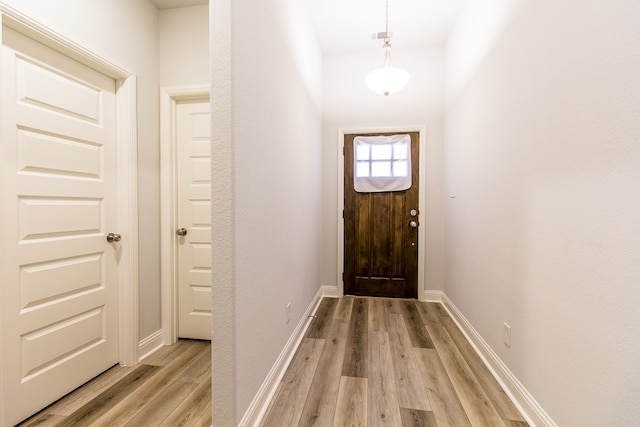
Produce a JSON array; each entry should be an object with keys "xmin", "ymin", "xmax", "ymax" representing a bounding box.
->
[{"xmin": 343, "ymin": 131, "xmax": 419, "ymax": 298}]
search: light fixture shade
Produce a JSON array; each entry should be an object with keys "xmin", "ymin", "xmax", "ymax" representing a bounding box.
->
[{"xmin": 365, "ymin": 66, "xmax": 410, "ymax": 96}]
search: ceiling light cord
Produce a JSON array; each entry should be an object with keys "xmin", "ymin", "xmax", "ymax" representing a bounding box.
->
[
  {"xmin": 364, "ymin": 0, "xmax": 410, "ymax": 96},
  {"xmin": 385, "ymin": 0, "xmax": 390, "ymax": 42},
  {"xmin": 383, "ymin": 0, "xmax": 392, "ymax": 68}
]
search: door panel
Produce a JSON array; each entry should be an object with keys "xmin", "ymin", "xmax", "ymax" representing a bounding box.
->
[
  {"xmin": 18, "ymin": 128, "xmax": 102, "ymax": 178},
  {"xmin": 344, "ymin": 132, "xmax": 419, "ymax": 298},
  {"xmin": 177, "ymin": 100, "xmax": 212, "ymax": 340},
  {"xmin": 1, "ymin": 26, "xmax": 118, "ymax": 425}
]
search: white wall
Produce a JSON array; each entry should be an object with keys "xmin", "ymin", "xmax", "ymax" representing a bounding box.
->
[
  {"xmin": 444, "ymin": 0, "xmax": 640, "ymax": 425},
  {"xmin": 159, "ymin": 5, "xmax": 208, "ymax": 87},
  {"xmin": 0, "ymin": 0, "xmax": 162, "ymax": 342},
  {"xmin": 321, "ymin": 46, "xmax": 446, "ymax": 294},
  {"xmin": 210, "ymin": 0, "xmax": 323, "ymax": 423}
]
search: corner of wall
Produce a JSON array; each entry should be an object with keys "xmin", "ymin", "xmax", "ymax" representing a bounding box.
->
[{"xmin": 137, "ymin": 330, "xmax": 164, "ymax": 362}]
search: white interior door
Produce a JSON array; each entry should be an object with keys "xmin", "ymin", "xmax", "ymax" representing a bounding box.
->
[
  {"xmin": 0, "ymin": 26, "xmax": 119, "ymax": 425},
  {"xmin": 176, "ymin": 99, "xmax": 212, "ymax": 340}
]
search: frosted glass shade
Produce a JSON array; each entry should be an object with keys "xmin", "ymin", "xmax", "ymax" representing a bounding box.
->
[{"xmin": 365, "ymin": 66, "xmax": 410, "ymax": 96}]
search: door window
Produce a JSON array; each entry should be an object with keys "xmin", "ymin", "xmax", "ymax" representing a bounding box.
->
[{"xmin": 353, "ymin": 134, "xmax": 411, "ymax": 192}]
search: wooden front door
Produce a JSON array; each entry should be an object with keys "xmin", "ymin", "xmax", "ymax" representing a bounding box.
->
[{"xmin": 343, "ymin": 132, "xmax": 419, "ymax": 299}]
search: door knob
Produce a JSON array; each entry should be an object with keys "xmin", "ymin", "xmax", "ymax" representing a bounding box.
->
[
  {"xmin": 107, "ymin": 233, "xmax": 121, "ymax": 242},
  {"xmin": 409, "ymin": 220, "xmax": 418, "ymax": 228},
  {"xmin": 176, "ymin": 228, "xmax": 188, "ymax": 236}
]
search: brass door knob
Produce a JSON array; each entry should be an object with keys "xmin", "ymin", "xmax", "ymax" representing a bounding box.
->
[{"xmin": 176, "ymin": 228, "xmax": 188, "ymax": 236}]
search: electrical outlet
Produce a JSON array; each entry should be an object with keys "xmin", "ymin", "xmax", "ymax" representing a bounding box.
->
[
  {"xmin": 286, "ymin": 303, "xmax": 291, "ymax": 324},
  {"xmin": 503, "ymin": 322, "xmax": 512, "ymax": 348}
]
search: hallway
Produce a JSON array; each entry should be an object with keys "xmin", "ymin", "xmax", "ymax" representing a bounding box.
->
[{"xmin": 261, "ymin": 297, "xmax": 528, "ymax": 426}]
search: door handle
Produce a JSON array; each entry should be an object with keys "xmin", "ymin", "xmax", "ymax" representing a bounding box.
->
[
  {"xmin": 176, "ymin": 228, "xmax": 188, "ymax": 236},
  {"xmin": 107, "ymin": 233, "xmax": 121, "ymax": 242},
  {"xmin": 409, "ymin": 220, "xmax": 418, "ymax": 228}
]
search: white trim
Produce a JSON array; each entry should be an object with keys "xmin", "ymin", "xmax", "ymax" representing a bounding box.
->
[
  {"xmin": 239, "ymin": 287, "xmax": 326, "ymax": 426},
  {"xmin": 240, "ymin": 288, "xmax": 556, "ymax": 426},
  {"xmin": 137, "ymin": 330, "xmax": 164, "ymax": 363},
  {"xmin": 159, "ymin": 85, "xmax": 211, "ymax": 345},
  {"xmin": 337, "ymin": 126, "xmax": 428, "ymax": 299},
  {"xmin": 116, "ymin": 75, "xmax": 139, "ymax": 367},
  {"xmin": 319, "ymin": 284, "xmax": 339, "ymax": 298},
  {"xmin": 0, "ymin": 4, "xmax": 139, "ymax": 368},
  {"xmin": 0, "ymin": 5, "xmax": 132, "ymax": 79},
  {"xmin": 442, "ymin": 295, "xmax": 557, "ymax": 427},
  {"xmin": 423, "ymin": 289, "xmax": 445, "ymax": 302}
]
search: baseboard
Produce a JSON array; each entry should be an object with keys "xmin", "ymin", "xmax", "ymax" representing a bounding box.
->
[
  {"xmin": 441, "ymin": 295, "xmax": 557, "ymax": 427},
  {"xmin": 238, "ymin": 287, "xmax": 326, "ymax": 426},
  {"xmin": 319, "ymin": 284, "xmax": 339, "ymax": 297},
  {"xmin": 423, "ymin": 289, "xmax": 445, "ymax": 302},
  {"xmin": 137, "ymin": 330, "xmax": 164, "ymax": 363},
  {"xmin": 238, "ymin": 288, "xmax": 555, "ymax": 427}
]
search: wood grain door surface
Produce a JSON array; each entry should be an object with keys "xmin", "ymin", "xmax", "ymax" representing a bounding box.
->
[{"xmin": 344, "ymin": 132, "xmax": 419, "ymax": 299}]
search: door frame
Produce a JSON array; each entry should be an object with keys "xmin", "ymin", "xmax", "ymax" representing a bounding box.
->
[
  {"xmin": 159, "ymin": 85, "xmax": 210, "ymax": 345},
  {"xmin": 337, "ymin": 126, "xmax": 427, "ymax": 299},
  {"xmin": 0, "ymin": 5, "xmax": 139, "ymax": 423}
]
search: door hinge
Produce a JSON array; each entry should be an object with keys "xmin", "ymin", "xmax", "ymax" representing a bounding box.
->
[
  {"xmin": 342, "ymin": 210, "xmax": 344, "ymax": 219},
  {"xmin": 342, "ymin": 272, "xmax": 344, "ymax": 282},
  {"xmin": 342, "ymin": 146, "xmax": 345, "ymax": 155}
]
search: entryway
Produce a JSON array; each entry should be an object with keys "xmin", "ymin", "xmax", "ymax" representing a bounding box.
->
[{"xmin": 342, "ymin": 130, "xmax": 422, "ymax": 299}]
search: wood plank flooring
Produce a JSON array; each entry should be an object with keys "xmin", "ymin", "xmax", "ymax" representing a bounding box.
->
[
  {"xmin": 261, "ymin": 297, "xmax": 528, "ymax": 427},
  {"xmin": 17, "ymin": 297, "xmax": 528, "ymax": 427},
  {"xmin": 17, "ymin": 339, "xmax": 211, "ymax": 427}
]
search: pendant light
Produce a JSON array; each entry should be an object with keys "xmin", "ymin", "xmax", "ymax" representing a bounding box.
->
[{"xmin": 365, "ymin": 0, "xmax": 410, "ymax": 96}]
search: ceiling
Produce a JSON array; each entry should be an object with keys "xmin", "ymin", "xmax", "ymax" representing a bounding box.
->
[
  {"xmin": 148, "ymin": 0, "xmax": 468, "ymax": 54},
  {"xmin": 307, "ymin": 0, "xmax": 469, "ymax": 54}
]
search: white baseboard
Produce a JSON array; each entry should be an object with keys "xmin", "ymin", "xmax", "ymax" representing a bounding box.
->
[
  {"xmin": 441, "ymin": 295, "xmax": 557, "ymax": 427},
  {"xmin": 238, "ymin": 287, "xmax": 327, "ymax": 426},
  {"xmin": 327, "ymin": 285, "xmax": 437, "ymax": 301},
  {"xmin": 423, "ymin": 289, "xmax": 445, "ymax": 302},
  {"xmin": 137, "ymin": 330, "xmax": 164, "ymax": 363},
  {"xmin": 319, "ymin": 284, "xmax": 339, "ymax": 298},
  {"xmin": 238, "ymin": 288, "xmax": 555, "ymax": 427}
]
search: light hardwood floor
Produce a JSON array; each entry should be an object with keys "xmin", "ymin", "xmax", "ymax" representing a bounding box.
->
[
  {"xmin": 18, "ymin": 297, "xmax": 528, "ymax": 427},
  {"xmin": 261, "ymin": 297, "xmax": 529, "ymax": 427},
  {"xmin": 17, "ymin": 339, "xmax": 211, "ymax": 427}
]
